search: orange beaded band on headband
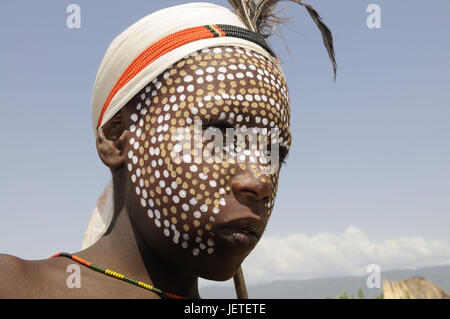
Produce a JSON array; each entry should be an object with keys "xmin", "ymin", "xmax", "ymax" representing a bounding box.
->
[{"xmin": 96, "ymin": 24, "xmax": 276, "ymax": 129}]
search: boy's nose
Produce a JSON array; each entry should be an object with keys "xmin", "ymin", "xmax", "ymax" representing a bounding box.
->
[{"xmin": 231, "ymin": 168, "xmax": 271, "ymax": 202}]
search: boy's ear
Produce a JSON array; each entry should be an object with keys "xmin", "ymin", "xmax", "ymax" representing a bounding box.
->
[{"xmin": 96, "ymin": 109, "xmax": 130, "ymax": 170}]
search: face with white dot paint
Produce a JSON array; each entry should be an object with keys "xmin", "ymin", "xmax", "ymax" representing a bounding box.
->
[{"xmin": 122, "ymin": 46, "xmax": 291, "ymax": 280}]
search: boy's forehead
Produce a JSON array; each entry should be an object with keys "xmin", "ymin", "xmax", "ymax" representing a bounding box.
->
[{"xmin": 141, "ymin": 46, "xmax": 291, "ymax": 145}]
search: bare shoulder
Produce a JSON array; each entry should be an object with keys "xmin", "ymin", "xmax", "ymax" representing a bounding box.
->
[
  {"xmin": 0, "ymin": 254, "xmax": 25, "ymax": 277},
  {"xmin": 0, "ymin": 254, "xmax": 161, "ymax": 298},
  {"xmin": 0, "ymin": 254, "xmax": 30, "ymax": 297},
  {"xmin": 0, "ymin": 253, "xmax": 73, "ymax": 298}
]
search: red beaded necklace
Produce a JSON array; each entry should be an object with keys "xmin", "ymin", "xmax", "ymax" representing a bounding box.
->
[{"xmin": 51, "ymin": 252, "xmax": 186, "ymax": 299}]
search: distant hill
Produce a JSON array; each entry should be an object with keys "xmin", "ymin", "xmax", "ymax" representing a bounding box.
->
[{"xmin": 199, "ymin": 264, "xmax": 450, "ymax": 299}]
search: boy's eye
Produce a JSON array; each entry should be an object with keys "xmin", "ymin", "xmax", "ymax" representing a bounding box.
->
[
  {"xmin": 279, "ymin": 145, "xmax": 289, "ymax": 166},
  {"xmin": 265, "ymin": 145, "xmax": 289, "ymax": 166},
  {"xmin": 202, "ymin": 120, "xmax": 233, "ymax": 134},
  {"xmin": 202, "ymin": 120, "xmax": 290, "ymax": 166}
]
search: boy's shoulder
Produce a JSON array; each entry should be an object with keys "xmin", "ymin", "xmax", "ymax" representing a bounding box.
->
[
  {"xmin": 0, "ymin": 253, "xmax": 78, "ymax": 298},
  {"xmin": 0, "ymin": 253, "xmax": 161, "ymax": 298}
]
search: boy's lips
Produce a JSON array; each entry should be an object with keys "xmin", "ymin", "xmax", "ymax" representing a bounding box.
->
[{"xmin": 212, "ymin": 217, "xmax": 264, "ymax": 248}]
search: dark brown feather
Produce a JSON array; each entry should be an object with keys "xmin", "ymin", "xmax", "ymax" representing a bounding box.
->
[
  {"xmin": 227, "ymin": 0, "xmax": 337, "ymax": 80},
  {"xmin": 253, "ymin": 0, "xmax": 280, "ymax": 34},
  {"xmin": 228, "ymin": 0, "xmax": 256, "ymax": 32},
  {"xmin": 293, "ymin": 1, "xmax": 337, "ymax": 80}
]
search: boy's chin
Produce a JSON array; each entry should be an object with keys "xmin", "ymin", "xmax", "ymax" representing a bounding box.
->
[
  {"xmin": 192, "ymin": 254, "xmax": 247, "ymax": 282},
  {"xmin": 198, "ymin": 267, "xmax": 240, "ymax": 282}
]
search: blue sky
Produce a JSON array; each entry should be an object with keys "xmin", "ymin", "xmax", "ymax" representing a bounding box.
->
[{"xmin": 1, "ymin": 0, "xmax": 449, "ymax": 284}]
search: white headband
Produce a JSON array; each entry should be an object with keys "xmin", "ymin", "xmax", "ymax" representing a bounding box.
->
[{"xmin": 91, "ymin": 2, "xmax": 282, "ymax": 132}]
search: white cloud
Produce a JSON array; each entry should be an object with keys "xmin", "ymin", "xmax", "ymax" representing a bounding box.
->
[{"xmin": 205, "ymin": 227, "xmax": 450, "ymax": 286}]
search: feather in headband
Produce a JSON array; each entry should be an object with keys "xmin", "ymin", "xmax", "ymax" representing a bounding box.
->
[{"xmin": 227, "ymin": 0, "xmax": 337, "ymax": 79}]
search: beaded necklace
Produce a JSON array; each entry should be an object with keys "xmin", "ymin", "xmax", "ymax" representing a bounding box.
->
[{"xmin": 51, "ymin": 252, "xmax": 186, "ymax": 299}]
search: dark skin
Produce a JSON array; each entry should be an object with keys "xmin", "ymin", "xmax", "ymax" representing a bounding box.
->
[
  {"xmin": 0, "ymin": 48, "xmax": 290, "ymax": 298},
  {"xmin": 0, "ymin": 107, "xmax": 274, "ymax": 299},
  {"xmin": 0, "ymin": 108, "xmax": 194, "ymax": 298}
]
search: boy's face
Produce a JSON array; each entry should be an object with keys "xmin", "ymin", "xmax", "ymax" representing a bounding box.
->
[{"xmin": 123, "ymin": 46, "xmax": 291, "ymax": 280}]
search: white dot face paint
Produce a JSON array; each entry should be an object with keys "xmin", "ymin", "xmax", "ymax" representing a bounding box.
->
[{"xmin": 124, "ymin": 46, "xmax": 291, "ymax": 258}]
